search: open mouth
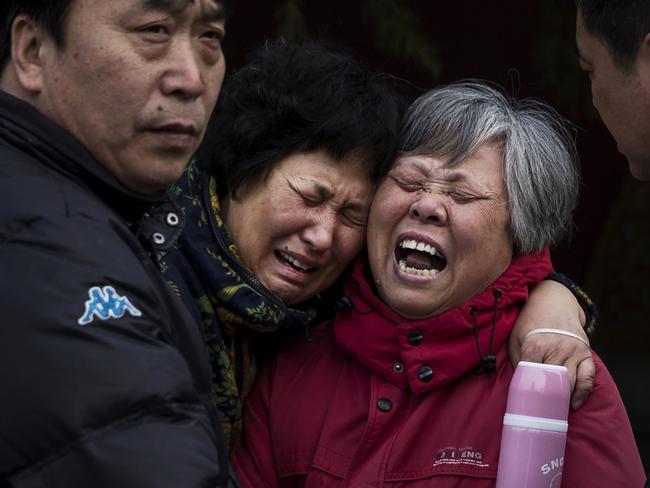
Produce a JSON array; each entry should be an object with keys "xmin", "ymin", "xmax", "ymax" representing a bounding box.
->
[
  {"xmin": 394, "ymin": 238, "xmax": 447, "ymax": 277},
  {"xmin": 275, "ymin": 251, "xmax": 317, "ymax": 273}
]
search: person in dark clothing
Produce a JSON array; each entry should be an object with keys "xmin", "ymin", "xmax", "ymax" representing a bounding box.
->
[
  {"xmin": 0, "ymin": 0, "xmax": 231, "ymax": 486},
  {"xmin": 575, "ymin": 0, "xmax": 650, "ymax": 181},
  {"xmin": 574, "ymin": 2, "xmax": 650, "ymax": 483}
]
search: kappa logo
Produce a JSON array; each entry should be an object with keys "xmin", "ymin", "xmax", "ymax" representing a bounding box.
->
[{"xmin": 78, "ymin": 286, "xmax": 142, "ymax": 325}]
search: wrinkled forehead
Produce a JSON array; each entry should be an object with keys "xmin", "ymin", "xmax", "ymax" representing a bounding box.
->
[
  {"xmin": 136, "ymin": 0, "xmax": 225, "ymax": 19},
  {"xmin": 69, "ymin": 0, "xmax": 226, "ymax": 18}
]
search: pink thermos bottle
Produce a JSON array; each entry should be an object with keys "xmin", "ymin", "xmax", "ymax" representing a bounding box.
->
[{"xmin": 495, "ymin": 361, "xmax": 571, "ymax": 488}]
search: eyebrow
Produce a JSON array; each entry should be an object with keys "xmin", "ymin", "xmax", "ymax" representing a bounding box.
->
[{"xmin": 142, "ymin": 0, "xmax": 226, "ymax": 22}]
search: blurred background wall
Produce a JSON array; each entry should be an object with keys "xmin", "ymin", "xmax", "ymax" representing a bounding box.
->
[{"xmin": 219, "ymin": 0, "xmax": 650, "ymax": 470}]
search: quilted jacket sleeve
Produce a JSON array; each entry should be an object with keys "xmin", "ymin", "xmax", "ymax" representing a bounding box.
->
[{"xmin": 0, "ymin": 209, "xmax": 227, "ymax": 487}]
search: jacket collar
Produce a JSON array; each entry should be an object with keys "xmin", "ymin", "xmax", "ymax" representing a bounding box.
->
[
  {"xmin": 334, "ymin": 250, "xmax": 553, "ymax": 394},
  {"xmin": 0, "ymin": 90, "xmax": 165, "ymax": 220}
]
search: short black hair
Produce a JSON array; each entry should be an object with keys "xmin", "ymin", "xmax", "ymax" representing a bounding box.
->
[
  {"xmin": 0, "ymin": 0, "xmax": 232, "ymax": 74},
  {"xmin": 200, "ymin": 39, "xmax": 405, "ymax": 200},
  {"xmin": 576, "ymin": 0, "xmax": 650, "ymax": 70},
  {"xmin": 0, "ymin": 0, "xmax": 72, "ymax": 73}
]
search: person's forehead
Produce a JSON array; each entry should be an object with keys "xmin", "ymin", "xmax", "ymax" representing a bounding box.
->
[
  {"xmin": 395, "ymin": 146, "xmax": 503, "ymax": 182},
  {"xmin": 392, "ymin": 155, "xmax": 473, "ymax": 176},
  {"xmin": 131, "ymin": 0, "xmax": 225, "ymax": 19},
  {"xmin": 141, "ymin": 0, "xmax": 220, "ymax": 10}
]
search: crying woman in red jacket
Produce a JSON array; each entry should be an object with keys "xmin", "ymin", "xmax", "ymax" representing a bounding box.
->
[{"xmin": 232, "ymin": 81, "xmax": 646, "ymax": 488}]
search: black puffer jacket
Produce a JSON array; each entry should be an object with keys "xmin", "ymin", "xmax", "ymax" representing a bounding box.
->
[{"xmin": 0, "ymin": 91, "xmax": 228, "ymax": 487}]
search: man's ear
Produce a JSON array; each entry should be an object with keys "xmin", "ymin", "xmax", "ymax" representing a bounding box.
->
[{"xmin": 10, "ymin": 14, "xmax": 48, "ymax": 94}]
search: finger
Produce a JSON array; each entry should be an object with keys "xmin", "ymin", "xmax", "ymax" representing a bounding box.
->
[
  {"xmin": 571, "ymin": 356, "xmax": 596, "ymax": 410},
  {"xmin": 540, "ymin": 344, "xmax": 591, "ymax": 396},
  {"xmin": 565, "ymin": 357, "xmax": 578, "ymax": 395}
]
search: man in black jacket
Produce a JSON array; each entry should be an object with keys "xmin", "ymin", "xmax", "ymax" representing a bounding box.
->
[{"xmin": 0, "ymin": 0, "xmax": 230, "ymax": 486}]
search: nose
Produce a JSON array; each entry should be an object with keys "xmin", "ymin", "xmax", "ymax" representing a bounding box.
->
[
  {"xmin": 409, "ymin": 192, "xmax": 448, "ymax": 225},
  {"xmin": 301, "ymin": 213, "xmax": 337, "ymax": 252},
  {"xmin": 160, "ymin": 39, "xmax": 205, "ymax": 100}
]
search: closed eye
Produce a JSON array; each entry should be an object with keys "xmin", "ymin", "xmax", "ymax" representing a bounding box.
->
[
  {"xmin": 390, "ymin": 175, "xmax": 423, "ymax": 192},
  {"xmin": 341, "ymin": 211, "xmax": 368, "ymax": 228},
  {"xmin": 288, "ymin": 182, "xmax": 323, "ymax": 207},
  {"xmin": 301, "ymin": 194, "xmax": 323, "ymax": 207},
  {"xmin": 448, "ymin": 191, "xmax": 480, "ymax": 203},
  {"xmin": 287, "ymin": 179, "xmax": 332, "ymax": 207}
]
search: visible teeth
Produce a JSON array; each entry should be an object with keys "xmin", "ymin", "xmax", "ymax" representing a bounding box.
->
[
  {"xmin": 398, "ymin": 260, "xmax": 439, "ymax": 277},
  {"xmin": 399, "ymin": 239, "xmax": 438, "ymax": 256},
  {"xmin": 401, "ymin": 239, "xmax": 416, "ymax": 250},
  {"xmin": 280, "ymin": 252, "xmax": 310, "ymax": 271}
]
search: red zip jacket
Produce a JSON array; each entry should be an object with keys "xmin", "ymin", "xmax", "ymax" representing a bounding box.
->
[{"xmin": 233, "ymin": 252, "xmax": 645, "ymax": 487}]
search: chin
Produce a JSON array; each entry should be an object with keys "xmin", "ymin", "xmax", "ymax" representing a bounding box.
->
[
  {"xmin": 117, "ymin": 164, "xmax": 187, "ymax": 194},
  {"xmin": 268, "ymin": 284, "xmax": 302, "ymax": 307},
  {"xmin": 394, "ymin": 307, "xmax": 438, "ymax": 321},
  {"xmin": 384, "ymin": 293, "xmax": 442, "ymax": 320},
  {"xmin": 143, "ymin": 167, "xmax": 189, "ymax": 193}
]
